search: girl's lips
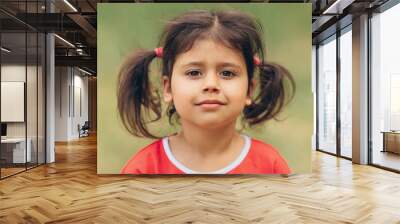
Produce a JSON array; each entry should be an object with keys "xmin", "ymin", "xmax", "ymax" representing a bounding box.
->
[
  {"xmin": 195, "ymin": 99, "xmax": 226, "ymax": 105},
  {"xmin": 195, "ymin": 99, "xmax": 226, "ymax": 110},
  {"xmin": 197, "ymin": 103, "xmax": 224, "ymax": 110}
]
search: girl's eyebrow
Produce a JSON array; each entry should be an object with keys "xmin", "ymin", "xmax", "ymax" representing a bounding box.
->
[
  {"xmin": 182, "ymin": 61, "xmax": 243, "ymax": 70},
  {"xmin": 217, "ymin": 62, "xmax": 242, "ymax": 70},
  {"xmin": 182, "ymin": 61, "xmax": 203, "ymax": 67}
]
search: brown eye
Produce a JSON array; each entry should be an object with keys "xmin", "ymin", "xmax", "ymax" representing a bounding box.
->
[
  {"xmin": 186, "ymin": 70, "xmax": 201, "ymax": 77},
  {"xmin": 220, "ymin": 71, "xmax": 236, "ymax": 78}
]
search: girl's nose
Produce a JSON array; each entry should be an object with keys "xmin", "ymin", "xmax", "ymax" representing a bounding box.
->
[{"xmin": 202, "ymin": 73, "xmax": 220, "ymax": 93}]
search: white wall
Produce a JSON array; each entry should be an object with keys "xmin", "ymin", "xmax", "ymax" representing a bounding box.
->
[
  {"xmin": 55, "ymin": 67, "xmax": 69, "ymax": 141},
  {"xmin": 1, "ymin": 82, "xmax": 25, "ymax": 122},
  {"xmin": 71, "ymin": 73, "xmax": 89, "ymax": 138},
  {"xmin": 55, "ymin": 67, "xmax": 89, "ymax": 141},
  {"xmin": 1, "ymin": 64, "xmax": 26, "ymax": 81}
]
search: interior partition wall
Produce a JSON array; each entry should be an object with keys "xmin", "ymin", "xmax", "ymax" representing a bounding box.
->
[
  {"xmin": 0, "ymin": 1, "xmax": 46, "ymax": 179},
  {"xmin": 316, "ymin": 25, "xmax": 353, "ymax": 159}
]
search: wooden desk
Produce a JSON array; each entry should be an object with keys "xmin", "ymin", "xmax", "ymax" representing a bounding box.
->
[
  {"xmin": 381, "ymin": 131, "xmax": 400, "ymax": 154},
  {"xmin": 1, "ymin": 138, "xmax": 32, "ymax": 163}
]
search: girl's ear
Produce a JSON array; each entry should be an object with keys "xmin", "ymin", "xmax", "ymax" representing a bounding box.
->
[
  {"xmin": 162, "ymin": 76, "xmax": 173, "ymax": 103},
  {"xmin": 246, "ymin": 79, "xmax": 256, "ymax": 106}
]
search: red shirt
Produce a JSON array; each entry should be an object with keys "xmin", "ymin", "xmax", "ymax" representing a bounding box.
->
[{"xmin": 121, "ymin": 135, "xmax": 291, "ymax": 174}]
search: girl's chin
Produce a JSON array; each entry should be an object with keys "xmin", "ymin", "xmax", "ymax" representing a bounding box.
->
[
  {"xmin": 191, "ymin": 118, "xmax": 236, "ymax": 129},
  {"xmin": 178, "ymin": 111, "xmax": 240, "ymax": 128}
]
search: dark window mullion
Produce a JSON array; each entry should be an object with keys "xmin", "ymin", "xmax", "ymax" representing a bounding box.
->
[
  {"xmin": 316, "ymin": 44, "xmax": 320, "ymax": 150},
  {"xmin": 25, "ymin": 0, "xmax": 28, "ymax": 171},
  {"xmin": 367, "ymin": 10, "xmax": 373, "ymax": 165},
  {"xmin": 36, "ymin": 0, "xmax": 39, "ymax": 167},
  {"xmin": 336, "ymin": 29, "xmax": 341, "ymax": 157}
]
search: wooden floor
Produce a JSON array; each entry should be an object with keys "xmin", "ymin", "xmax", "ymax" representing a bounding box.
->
[
  {"xmin": 373, "ymin": 150, "xmax": 400, "ymax": 171},
  {"xmin": 0, "ymin": 167, "xmax": 26, "ymax": 178},
  {"xmin": 1, "ymin": 134, "xmax": 400, "ymax": 223},
  {"xmin": 1, "ymin": 162, "xmax": 46, "ymax": 178}
]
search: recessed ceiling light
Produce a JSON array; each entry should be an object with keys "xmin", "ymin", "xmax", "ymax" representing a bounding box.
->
[
  {"xmin": 322, "ymin": 0, "xmax": 354, "ymax": 15},
  {"xmin": 63, "ymin": 0, "xmax": 78, "ymax": 12},
  {"xmin": 54, "ymin": 34, "xmax": 75, "ymax": 48},
  {"xmin": 1, "ymin": 47, "xmax": 11, "ymax": 53},
  {"xmin": 77, "ymin": 67, "xmax": 93, "ymax": 76}
]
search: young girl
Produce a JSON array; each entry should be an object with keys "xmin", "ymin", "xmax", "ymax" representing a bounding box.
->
[{"xmin": 118, "ymin": 9, "xmax": 295, "ymax": 174}]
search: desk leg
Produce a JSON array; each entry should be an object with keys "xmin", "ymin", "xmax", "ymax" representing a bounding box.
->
[{"xmin": 382, "ymin": 133, "xmax": 386, "ymax": 152}]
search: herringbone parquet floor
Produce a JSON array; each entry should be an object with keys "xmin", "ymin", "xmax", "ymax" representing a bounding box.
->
[{"xmin": 1, "ymin": 134, "xmax": 400, "ymax": 223}]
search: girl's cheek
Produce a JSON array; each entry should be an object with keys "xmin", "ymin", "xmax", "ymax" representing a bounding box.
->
[
  {"xmin": 223, "ymin": 81, "xmax": 248, "ymax": 92},
  {"xmin": 171, "ymin": 81, "xmax": 199, "ymax": 99},
  {"xmin": 174, "ymin": 79, "xmax": 201, "ymax": 91}
]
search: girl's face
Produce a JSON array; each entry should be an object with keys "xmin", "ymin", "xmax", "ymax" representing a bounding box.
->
[{"xmin": 163, "ymin": 38, "xmax": 255, "ymax": 129}]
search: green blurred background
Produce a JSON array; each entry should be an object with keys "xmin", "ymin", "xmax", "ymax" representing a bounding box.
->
[{"xmin": 97, "ymin": 3, "xmax": 312, "ymax": 174}]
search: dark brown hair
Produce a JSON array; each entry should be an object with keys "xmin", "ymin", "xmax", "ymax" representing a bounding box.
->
[{"xmin": 118, "ymin": 10, "xmax": 295, "ymax": 138}]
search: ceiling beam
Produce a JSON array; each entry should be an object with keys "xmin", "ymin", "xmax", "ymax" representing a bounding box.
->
[{"xmin": 55, "ymin": 55, "xmax": 96, "ymax": 70}]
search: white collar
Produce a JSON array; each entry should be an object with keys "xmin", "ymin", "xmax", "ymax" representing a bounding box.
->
[{"xmin": 162, "ymin": 135, "xmax": 251, "ymax": 174}]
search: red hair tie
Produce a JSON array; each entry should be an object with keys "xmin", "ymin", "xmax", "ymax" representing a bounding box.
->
[
  {"xmin": 253, "ymin": 56, "xmax": 261, "ymax": 66},
  {"xmin": 154, "ymin": 47, "xmax": 163, "ymax": 58}
]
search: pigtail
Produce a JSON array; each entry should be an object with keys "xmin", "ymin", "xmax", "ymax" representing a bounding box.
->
[
  {"xmin": 117, "ymin": 50, "xmax": 162, "ymax": 138},
  {"xmin": 244, "ymin": 62, "xmax": 295, "ymax": 125}
]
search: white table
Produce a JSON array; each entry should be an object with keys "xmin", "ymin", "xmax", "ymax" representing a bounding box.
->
[{"xmin": 1, "ymin": 138, "xmax": 31, "ymax": 163}]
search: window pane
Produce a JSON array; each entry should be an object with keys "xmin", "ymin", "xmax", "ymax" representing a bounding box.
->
[
  {"xmin": 318, "ymin": 36, "xmax": 337, "ymax": 154},
  {"xmin": 340, "ymin": 28, "xmax": 352, "ymax": 158},
  {"xmin": 371, "ymin": 3, "xmax": 400, "ymax": 171}
]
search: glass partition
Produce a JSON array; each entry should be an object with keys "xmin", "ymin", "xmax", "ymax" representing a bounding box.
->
[
  {"xmin": 1, "ymin": 30, "xmax": 28, "ymax": 177},
  {"xmin": 27, "ymin": 30, "xmax": 38, "ymax": 169},
  {"xmin": 0, "ymin": 1, "xmax": 46, "ymax": 179},
  {"xmin": 38, "ymin": 32, "xmax": 45, "ymax": 165}
]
